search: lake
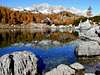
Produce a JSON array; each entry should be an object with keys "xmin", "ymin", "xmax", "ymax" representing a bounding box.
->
[{"xmin": 0, "ymin": 28, "xmax": 77, "ymax": 72}]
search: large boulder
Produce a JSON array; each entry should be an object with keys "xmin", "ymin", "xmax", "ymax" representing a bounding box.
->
[
  {"xmin": 80, "ymin": 19, "xmax": 91, "ymax": 30},
  {"xmin": 77, "ymin": 41, "xmax": 100, "ymax": 56},
  {"xmin": 75, "ymin": 19, "xmax": 92, "ymax": 33},
  {"xmin": 78, "ymin": 25, "xmax": 100, "ymax": 43},
  {"xmin": 76, "ymin": 25, "xmax": 100, "ymax": 56},
  {"xmin": 0, "ymin": 51, "xmax": 37, "ymax": 75}
]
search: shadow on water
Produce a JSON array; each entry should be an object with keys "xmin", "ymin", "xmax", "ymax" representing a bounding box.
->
[{"xmin": 36, "ymin": 55, "xmax": 46, "ymax": 75}]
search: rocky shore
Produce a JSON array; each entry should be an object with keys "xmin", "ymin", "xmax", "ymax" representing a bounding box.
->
[
  {"xmin": 0, "ymin": 23, "xmax": 48, "ymax": 29},
  {"xmin": 1, "ymin": 51, "xmax": 96, "ymax": 75},
  {"xmin": 74, "ymin": 20, "xmax": 100, "ymax": 74},
  {"xmin": 0, "ymin": 20, "xmax": 100, "ymax": 75}
]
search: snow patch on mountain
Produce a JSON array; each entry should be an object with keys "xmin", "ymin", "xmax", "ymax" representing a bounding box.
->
[{"xmin": 11, "ymin": 3, "xmax": 87, "ymax": 16}]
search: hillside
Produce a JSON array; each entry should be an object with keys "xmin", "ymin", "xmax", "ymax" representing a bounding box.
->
[{"xmin": 0, "ymin": 6, "xmax": 82, "ymax": 25}]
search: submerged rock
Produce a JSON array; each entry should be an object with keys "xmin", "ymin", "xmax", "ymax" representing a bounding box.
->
[{"xmin": 0, "ymin": 51, "xmax": 37, "ymax": 75}]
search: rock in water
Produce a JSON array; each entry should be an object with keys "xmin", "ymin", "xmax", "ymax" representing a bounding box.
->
[{"xmin": 0, "ymin": 51, "xmax": 37, "ymax": 75}]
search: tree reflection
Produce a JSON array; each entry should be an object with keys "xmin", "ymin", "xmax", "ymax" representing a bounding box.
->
[{"xmin": 0, "ymin": 29, "xmax": 78, "ymax": 47}]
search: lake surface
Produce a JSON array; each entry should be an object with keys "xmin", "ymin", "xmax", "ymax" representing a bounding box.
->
[{"xmin": 0, "ymin": 28, "xmax": 77, "ymax": 72}]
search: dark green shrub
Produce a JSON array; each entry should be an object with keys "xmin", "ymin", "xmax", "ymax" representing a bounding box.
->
[{"xmin": 72, "ymin": 31, "xmax": 79, "ymax": 36}]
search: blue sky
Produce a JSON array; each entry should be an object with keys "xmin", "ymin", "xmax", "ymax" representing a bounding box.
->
[{"xmin": 0, "ymin": 0, "xmax": 100, "ymax": 15}]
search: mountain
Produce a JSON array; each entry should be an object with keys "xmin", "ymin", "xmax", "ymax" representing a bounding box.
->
[
  {"xmin": 66, "ymin": 7, "xmax": 87, "ymax": 16},
  {"xmin": 0, "ymin": 5, "xmax": 85, "ymax": 25},
  {"xmin": 11, "ymin": 3, "xmax": 87, "ymax": 16}
]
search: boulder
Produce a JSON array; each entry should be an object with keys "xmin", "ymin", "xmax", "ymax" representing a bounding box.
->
[
  {"xmin": 78, "ymin": 19, "xmax": 92, "ymax": 30},
  {"xmin": 0, "ymin": 51, "xmax": 37, "ymax": 75},
  {"xmin": 45, "ymin": 64, "xmax": 75, "ymax": 75},
  {"xmin": 79, "ymin": 26, "xmax": 100, "ymax": 43},
  {"xmin": 77, "ymin": 41, "xmax": 100, "ymax": 56},
  {"xmin": 70, "ymin": 62, "xmax": 84, "ymax": 70},
  {"xmin": 70, "ymin": 62, "xmax": 85, "ymax": 75}
]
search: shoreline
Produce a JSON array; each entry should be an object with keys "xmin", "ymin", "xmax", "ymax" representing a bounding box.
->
[{"xmin": 0, "ymin": 23, "xmax": 49, "ymax": 29}]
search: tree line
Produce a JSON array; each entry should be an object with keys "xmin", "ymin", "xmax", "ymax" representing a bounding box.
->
[
  {"xmin": 89, "ymin": 16, "xmax": 100, "ymax": 24},
  {"xmin": 0, "ymin": 6, "xmax": 81, "ymax": 25},
  {"xmin": 0, "ymin": 6, "xmax": 46, "ymax": 25}
]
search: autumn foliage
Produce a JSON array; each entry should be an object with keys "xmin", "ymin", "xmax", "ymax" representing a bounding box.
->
[{"xmin": 0, "ymin": 6, "xmax": 80, "ymax": 25}]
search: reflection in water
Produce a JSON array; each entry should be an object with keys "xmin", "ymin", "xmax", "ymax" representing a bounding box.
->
[
  {"xmin": 0, "ymin": 29, "xmax": 77, "ymax": 48},
  {"xmin": 0, "ymin": 29, "xmax": 45, "ymax": 47}
]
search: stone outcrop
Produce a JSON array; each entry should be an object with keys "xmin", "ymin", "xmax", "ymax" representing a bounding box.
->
[
  {"xmin": 75, "ymin": 20, "xmax": 100, "ymax": 56},
  {"xmin": 0, "ymin": 51, "xmax": 37, "ymax": 75}
]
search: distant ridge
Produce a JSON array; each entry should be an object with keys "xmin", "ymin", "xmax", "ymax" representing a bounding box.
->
[{"xmin": 11, "ymin": 3, "xmax": 88, "ymax": 16}]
